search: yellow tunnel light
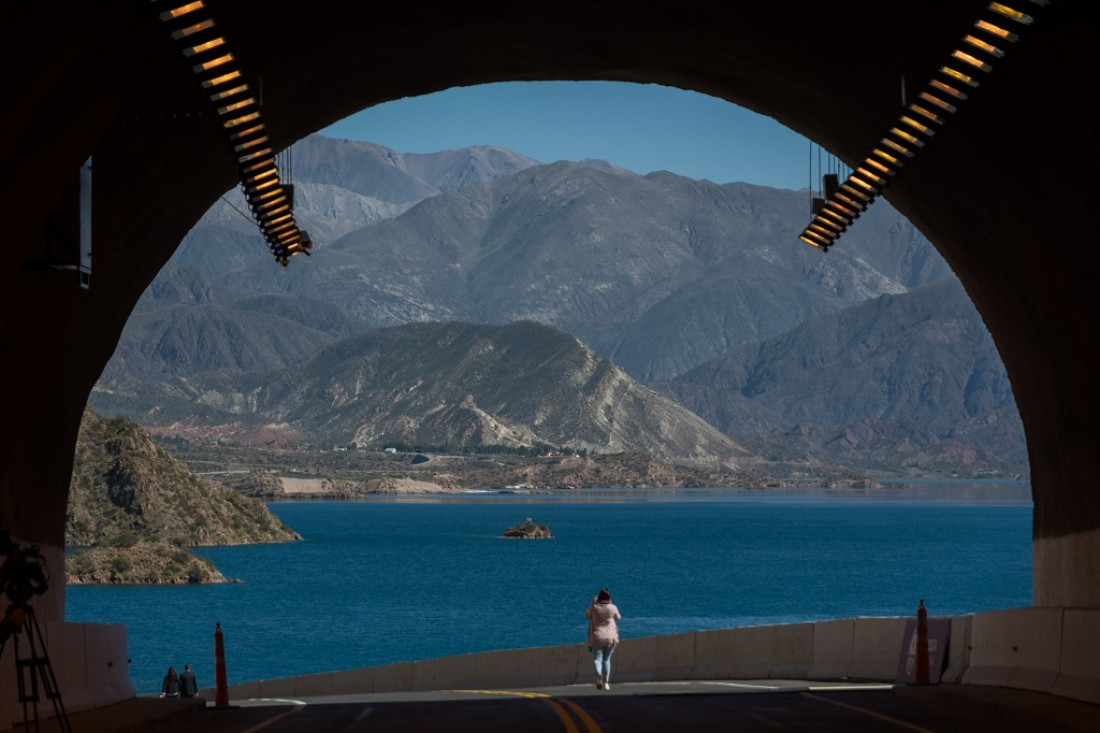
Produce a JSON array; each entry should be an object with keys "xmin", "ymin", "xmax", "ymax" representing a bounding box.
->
[
  {"xmin": 862, "ymin": 158, "xmax": 894, "ymax": 176},
  {"xmin": 900, "ymin": 116, "xmax": 935, "ymax": 137},
  {"xmin": 989, "ymin": 3, "xmax": 1034, "ymax": 25},
  {"xmin": 839, "ymin": 183, "xmax": 873, "ymax": 202},
  {"xmin": 192, "ymin": 52, "xmax": 234, "ymax": 73},
  {"xmin": 951, "ymin": 49, "xmax": 993, "ymax": 72},
  {"xmin": 255, "ymin": 199, "xmax": 288, "ymax": 214},
  {"xmin": 171, "ymin": 19, "xmax": 215, "ymax": 39},
  {"xmin": 267, "ymin": 222, "xmax": 297, "ymax": 236},
  {"xmin": 802, "ymin": 226, "xmax": 834, "ymax": 243},
  {"xmin": 242, "ymin": 157, "xmax": 276, "ymax": 173},
  {"xmin": 871, "ymin": 148, "xmax": 901, "ymax": 166},
  {"xmin": 261, "ymin": 205, "xmax": 291, "ymax": 220},
  {"xmin": 229, "ymin": 123, "xmax": 265, "ymax": 141},
  {"xmin": 918, "ymin": 92, "xmax": 957, "ymax": 113},
  {"xmin": 816, "ymin": 208, "xmax": 850, "ymax": 226},
  {"xmin": 975, "ymin": 19, "xmax": 1018, "ymax": 41},
  {"xmin": 824, "ymin": 199, "xmax": 859, "ymax": 218},
  {"xmin": 853, "ymin": 167, "xmax": 887, "ymax": 187},
  {"xmin": 940, "ymin": 66, "xmax": 980, "ymax": 87},
  {"xmin": 848, "ymin": 176, "xmax": 878, "ymax": 194},
  {"xmin": 248, "ymin": 167, "xmax": 279, "ymax": 183},
  {"xmin": 209, "ymin": 84, "xmax": 249, "ymax": 102},
  {"xmin": 159, "ymin": 1, "xmax": 205, "ymax": 21},
  {"xmin": 818, "ymin": 207, "xmax": 849, "ymax": 226},
  {"xmin": 250, "ymin": 177, "xmax": 280, "ymax": 192},
  {"xmin": 275, "ymin": 229, "xmax": 300, "ymax": 242},
  {"xmin": 835, "ymin": 191, "xmax": 868, "ymax": 211},
  {"xmin": 223, "ymin": 112, "xmax": 261, "ymax": 129},
  {"xmin": 238, "ymin": 147, "xmax": 272, "ymax": 162},
  {"xmin": 264, "ymin": 211, "xmax": 293, "ymax": 225},
  {"xmin": 800, "ymin": 230, "xmax": 833, "ymax": 247},
  {"xmin": 880, "ymin": 138, "xmax": 916, "ymax": 158},
  {"xmin": 200, "ymin": 70, "xmax": 241, "ymax": 89},
  {"xmin": 183, "ymin": 37, "xmax": 225, "ymax": 56},
  {"xmin": 252, "ymin": 187, "xmax": 283, "ymax": 202},
  {"xmin": 908, "ymin": 104, "xmax": 944, "ymax": 124},
  {"xmin": 929, "ymin": 79, "xmax": 969, "ymax": 100},
  {"xmin": 889, "ymin": 128, "xmax": 925, "ymax": 147},
  {"xmin": 964, "ymin": 34, "xmax": 1005, "ymax": 57},
  {"xmin": 809, "ymin": 221, "xmax": 840, "ymax": 237},
  {"xmin": 217, "ymin": 98, "xmax": 256, "ymax": 116}
]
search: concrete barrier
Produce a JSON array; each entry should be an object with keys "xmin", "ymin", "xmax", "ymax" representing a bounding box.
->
[
  {"xmin": 1052, "ymin": 608, "xmax": 1100, "ymax": 704},
  {"xmin": 612, "ymin": 632, "xmax": 695, "ymax": 683},
  {"xmin": 771, "ymin": 622, "xmax": 814, "ymax": 678},
  {"xmin": 810, "ymin": 619, "xmax": 853, "ymax": 679},
  {"xmin": 200, "ymin": 609, "xmax": 1100, "ymax": 709},
  {"xmin": 941, "ymin": 615, "xmax": 971, "ymax": 684},
  {"xmin": 963, "ymin": 607, "xmax": 1063, "ymax": 692},
  {"xmin": 413, "ymin": 647, "xmax": 534, "ymax": 691},
  {"xmin": 537, "ymin": 643, "xmax": 581, "ymax": 686},
  {"xmin": 0, "ymin": 621, "xmax": 133, "ymax": 731},
  {"xmin": 692, "ymin": 625, "xmax": 774, "ymax": 679},
  {"xmin": 851, "ymin": 617, "xmax": 908, "ymax": 680}
]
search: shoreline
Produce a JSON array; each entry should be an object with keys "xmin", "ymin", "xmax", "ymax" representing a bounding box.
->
[{"xmin": 263, "ymin": 480, "xmax": 1033, "ymax": 506}]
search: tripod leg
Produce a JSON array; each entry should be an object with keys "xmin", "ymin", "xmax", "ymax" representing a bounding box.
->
[{"xmin": 19, "ymin": 608, "xmax": 72, "ymax": 733}]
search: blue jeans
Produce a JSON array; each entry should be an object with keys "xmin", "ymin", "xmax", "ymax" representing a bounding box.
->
[{"xmin": 593, "ymin": 645, "xmax": 615, "ymax": 681}]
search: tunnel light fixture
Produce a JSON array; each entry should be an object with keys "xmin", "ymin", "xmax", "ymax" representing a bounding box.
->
[
  {"xmin": 975, "ymin": 20, "xmax": 1018, "ymax": 41},
  {"xmin": 919, "ymin": 92, "xmax": 958, "ymax": 113},
  {"xmin": 152, "ymin": 0, "xmax": 313, "ymax": 265},
  {"xmin": 159, "ymin": 1, "xmax": 204, "ymax": 21},
  {"xmin": 171, "ymin": 19, "xmax": 215, "ymax": 39},
  {"xmin": 228, "ymin": 123, "xmax": 265, "ymax": 140},
  {"xmin": 964, "ymin": 35, "xmax": 1005, "ymax": 58},
  {"xmin": 929, "ymin": 79, "xmax": 969, "ymax": 101},
  {"xmin": 200, "ymin": 70, "xmax": 241, "ymax": 90},
  {"xmin": 798, "ymin": 0, "xmax": 1048, "ymax": 251},
  {"xmin": 183, "ymin": 37, "xmax": 225, "ymax": 57},
  {"xmin": 209, "ymin": 84, "xmax": 250, "ymax": 103},
  {"xmin": 191, "ymin": 53, "xmax": 234, "ymax": 74}
]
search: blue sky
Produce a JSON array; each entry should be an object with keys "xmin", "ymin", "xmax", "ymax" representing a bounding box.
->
[{"xmin": 320, "ymin": 81, "xmax": 811, "ymax": 190}]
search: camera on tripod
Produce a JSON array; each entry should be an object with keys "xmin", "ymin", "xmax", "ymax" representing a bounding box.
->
[{"xmin": 1, "ymin": 530, "xmax": 50, "ymax": 611}]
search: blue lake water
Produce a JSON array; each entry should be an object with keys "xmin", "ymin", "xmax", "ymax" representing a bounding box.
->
[{"xmin": 65, "ymin": 484, "xmax": 1033, "ymax": 694}]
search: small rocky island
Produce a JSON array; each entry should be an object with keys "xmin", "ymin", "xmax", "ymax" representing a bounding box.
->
[{"xmin": 503, "ymin": 519, "xmax": 552, "ymax": 539}]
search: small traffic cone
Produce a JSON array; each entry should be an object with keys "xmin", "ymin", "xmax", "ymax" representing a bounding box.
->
[
  {"xmin": 915, "ymin": 600, "xmax": 930, "ymax": 685},
  {"xmin": 214, "ymin": 622, "xmax": 229, "ymax": 707}
]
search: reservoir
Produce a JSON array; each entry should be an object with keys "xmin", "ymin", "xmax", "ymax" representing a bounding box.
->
[{"xmin": 66, "ymin": 482, "xmax": 1032, "ymax": 694}]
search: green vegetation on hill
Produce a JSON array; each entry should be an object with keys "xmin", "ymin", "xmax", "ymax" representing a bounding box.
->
[{"xmin": 66, "ymin": 407, "xmax": 300, "ymax": 584}]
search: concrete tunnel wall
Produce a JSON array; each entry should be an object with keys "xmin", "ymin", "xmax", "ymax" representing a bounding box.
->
[{"xmin": 1, "ymin": 0, "xmax": 1099, "ymax": 715}]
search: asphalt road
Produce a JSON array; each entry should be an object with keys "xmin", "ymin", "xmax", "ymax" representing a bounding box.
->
[{"xmin": 72, "ymin": 680, "xmax": 1099, "ymax": 733}]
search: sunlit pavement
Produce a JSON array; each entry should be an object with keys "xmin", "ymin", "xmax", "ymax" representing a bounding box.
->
[{"xmin": 16, "ymin": 680, "xmax": 1100, "ymax": 732}]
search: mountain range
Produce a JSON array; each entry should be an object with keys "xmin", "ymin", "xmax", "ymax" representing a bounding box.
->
[{"xmin": 90, "ymin": 135, "xmax": 1027, "ymax": 476}]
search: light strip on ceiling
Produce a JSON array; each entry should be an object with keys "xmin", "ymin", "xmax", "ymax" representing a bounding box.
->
[
  {"xmin": 152, "ymin": 0, "xmax": 312, "ymax": 265},
  {"xmin": 798, "ymin": 1, "xmax": 1049, "ymax": 251}
]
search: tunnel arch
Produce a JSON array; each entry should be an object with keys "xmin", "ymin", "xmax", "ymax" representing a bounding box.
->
[{"xmin": 2, "ymin": 0, "xmax": 1096, "ymax": 632}]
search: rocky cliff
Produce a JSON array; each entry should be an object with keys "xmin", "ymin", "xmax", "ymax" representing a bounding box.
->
[{"xmin": 66, "ymin": 407, "xmax": 300, "ymax": 584}]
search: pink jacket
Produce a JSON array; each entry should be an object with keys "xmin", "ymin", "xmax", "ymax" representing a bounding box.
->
[{"xmin": 585, "ymin": 600, "xmax": 621, "ymax": 647}]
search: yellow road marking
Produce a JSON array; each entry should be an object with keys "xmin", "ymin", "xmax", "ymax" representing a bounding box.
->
[
  {"xmin": 544, "ymin": 699, "xmax": 581, "ymax": 733},
  {"xmin": 802, "ymin": 692, "xmax": 935, "ymax": 733},
  {"xmin": 442, "ymin": 690, "xmax": 601, "ymax": 732},
  {"xmin": 559, "ymin": 697, "xmax": 602, "ymax": 733}
]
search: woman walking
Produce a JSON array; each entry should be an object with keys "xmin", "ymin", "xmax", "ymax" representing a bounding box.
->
[{"xmin": 585, "ymin": 588, "xmax": 621, "ymax": 690}]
